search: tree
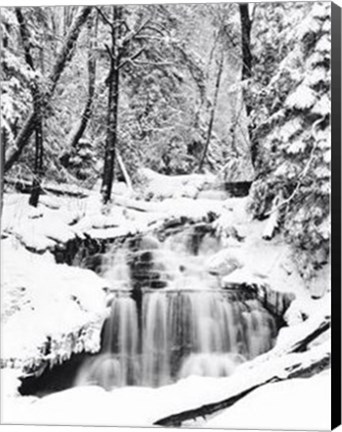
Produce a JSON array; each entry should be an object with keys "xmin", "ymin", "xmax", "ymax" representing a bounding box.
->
[
  {"xmin": 238, "ymin": 4, "xmax": 255, "ymax": 167},
  {"xmin": 0, "ymin": 7, "xmax": 32, "ymax": 205},
  {"xmin": 198, "ymin": 48, "xmax": 224, "ymax": 172},
  {"xmin": 66, "ymin": 11, "xmax": 97, "ymax": 151},
  {"xmin": 98, "ymin": 4, "xmax": 184, "ymax": 202},
  {"xmin": 249, "ymin": 2, "xmax": 331, "ymax": 281},
  {"xmin": 239, "ymin": 4, "xmax": 252, "ymax": 105},
  {"xmin": 4, "ymin": 6, "xmax": 92, "ymax": 173},
  {"xmin": 15, "ymin": 8, "xmax": 44, "ymax": 207},
  {"xmin": 99, "ymin": 6, "xmax": 123, "ymax": 204}
]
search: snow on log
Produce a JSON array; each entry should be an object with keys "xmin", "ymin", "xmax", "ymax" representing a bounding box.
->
[{"xmin": 4, "ymin": 178, "xmax": 89, "ymax": 198}]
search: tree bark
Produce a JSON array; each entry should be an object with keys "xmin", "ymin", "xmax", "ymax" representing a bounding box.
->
[
  {"xmin": 29, "ymin": 112, "xmax": 44, "ymax": 207},
  {"xmin": 239, "ymin": 4, "xmax": 260, "ymax": 169},
  {"xmin": 101, "ymin": 6, "xmax": 122, "ymax": 204},
  {"xmin": 239, "ymin": 4, "xmax": 252, "ymax": 87},
  {"xmin": 198, "ymin": 49, "xmax": 224, "ymax": 172},
  {"xmin": 15, "ymin": 8, "xmax": 44, "ymax": 207},
  {"xmin": 0, "ymin": 129, "xmax": 7, "ymax": 215},
  {"xmin": 67, "ymin": 12, "xmax": 97, "ymax": 150},
  {"xmin": 4, "ymin": 6, "xmax": 92, "ymax": 173}
]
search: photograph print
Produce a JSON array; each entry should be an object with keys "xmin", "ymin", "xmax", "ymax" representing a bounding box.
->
[{"xmin": 0, "ymin": 1, "xmax": 340, "ymax": 430}]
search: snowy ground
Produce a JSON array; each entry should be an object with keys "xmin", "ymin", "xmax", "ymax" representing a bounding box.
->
[
  {"xmin": 1, "ymin": 173, "xmax": 331, "ymax": 429},
  {"xmin": 1, "ymin": 238, "xmax": 108, "ymax": 369},
  {"xmin": 203, "ymin": 369, "xmax": 331, "ymax": 431},
  {"xmin": 1, "ymin": 356, "xmax": 331, "ymax": 429}
]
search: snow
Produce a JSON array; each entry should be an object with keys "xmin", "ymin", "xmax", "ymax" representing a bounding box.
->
[
  {"xmin": 2, "ymin": 189, "xmax": 226, "ymax": 252},
  {"xmin": 284, "ymin": 293, "xmax": 331, "ymax": 326},
  {"xmin": 205, "ymin": 249, "xmax": 245, "ymax": 276},
  {"xmin": 0, "ymin": 185, "xmax": 331, "ymax": 429},
  {"xmin": 220, "ymin": 157, "xmax": 255, "ymax": 183},
  {"xmin": 204, "ymin": 370, "xmax": 331, "ymax": 431},
  {"xmin": 197, "ymin": 196, "xmax": 308, "ymax": 299},
  {"xmin": 137, "ymin": 167, "xmax": 217, "ymax": 200},
  {"xmin": 1, "ymin": 238, "xmax": 108, "ymax": 368},
  {"xmin": 0, "ymin": 188, "xmax": 320, "ymax": 373},
  {"xmin": 1, "ymin": 346, "xmax": 331, "ymax": 428},
  {"xmin": 2, "ymin": 194, "xmax": 82, "ymax": 251}
]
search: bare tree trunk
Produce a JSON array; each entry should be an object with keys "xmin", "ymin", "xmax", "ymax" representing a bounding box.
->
[
  {"xmin": 0, "ymin": 129, "xmax": 6, "ymax": 214},
  {"xmin": 29, "ymin": 111, "xmax": 43, "ymax": 207},
  {"xmin": 198, "ymin": 49, "xmax": 224, "ymax": 172},
  {"xmin": 101, "ymin": 6, "xmax": 122, "ymax": 204},
  {"xmin": 4, "ymin": 6, "xmax": 92, "ymax": 173},
  {"xmin": 239, "ymin": 4, "xmax": 252, "ymax": 88},
  {"xmin": 68, "ymin": 12, "xmax": 97, "ymax": 150},
  {"xmin": 239, "ymin": 4, "xmax": 258, "ymax": 168},
  {"xmin": 15, "ymin": 8, "xmax": 44, "ymax": 207}
]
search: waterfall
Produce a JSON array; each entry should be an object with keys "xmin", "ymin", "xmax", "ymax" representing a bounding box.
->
[{"xmin": 76, "ymin": 229, "xmax": 277, "ymax": 390}]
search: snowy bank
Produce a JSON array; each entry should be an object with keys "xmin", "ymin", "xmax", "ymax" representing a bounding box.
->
[
  {"xmin": 1, "ymin": 238, "xmax": 108, "ymax": 371},
  {"xmin": 204, "ymin": 369, "xmax": 330, "ymax": 430}
]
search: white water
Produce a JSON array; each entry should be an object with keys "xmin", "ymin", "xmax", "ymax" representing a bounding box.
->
[{"xmin": 76, "ymin": 231, "xmax": 277, "ymax": 389}]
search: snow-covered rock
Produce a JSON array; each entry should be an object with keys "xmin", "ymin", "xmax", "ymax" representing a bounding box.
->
[
  {"xmin": 138, "ymin": 168, "xmax": 217, "ymax": 201},
  {"xmin": 206, "ymin": 249, "xmax": 245, "ymax": 276},
  {"xmin": 1, "ymin": 238, "xmax": 108, "ymax": 371},
  {"xmin": 221, "ymin": 268, "xmax": 295, "ymax": 318}
]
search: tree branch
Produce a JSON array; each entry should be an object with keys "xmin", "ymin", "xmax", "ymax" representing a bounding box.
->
[
  {"xmin": 95, "ymin": 7, "xmax": 113, "ymax": 29},
  {"xmin": 117, "ymin": 47, "xmax": 145, "ymax": 70},
  {"xmin": 121, "ymin": 18, "xmax": 151, "ymax": 46},
  {"xmin": 5, "ymin": 6, "xmax": 92, "ymax": 172}
]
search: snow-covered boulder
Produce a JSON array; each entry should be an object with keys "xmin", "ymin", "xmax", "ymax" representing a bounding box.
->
[
  {"xmin": 206, "ymin": 249, "xmax": 245, "ymax": 276},
  {"xmin": 137, "ymin": 168, "xmax": 217, "ymax": 201},
  {"xmin": 1, "ymin": 238, "xmax": 108, "ymax": 372}
]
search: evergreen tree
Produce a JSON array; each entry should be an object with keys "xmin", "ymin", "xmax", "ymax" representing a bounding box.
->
[{"xmin": 249, "ymin": 2, "xmax": 331, "ymax": 281}]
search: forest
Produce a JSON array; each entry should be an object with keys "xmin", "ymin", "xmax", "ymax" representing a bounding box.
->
[{"xmin": 0, "ymin": 1, "xmax": 332, "ymax": 429}]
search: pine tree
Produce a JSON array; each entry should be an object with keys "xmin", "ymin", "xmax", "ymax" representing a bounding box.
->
[{"xmin": 249, "ymin": 2, "xmax": 331, "ymax": 281}]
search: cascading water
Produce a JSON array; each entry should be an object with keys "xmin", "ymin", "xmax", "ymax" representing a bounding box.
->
[{"xmin": 76, "ymin": 227, "xmax": 277, "ymax": 390}]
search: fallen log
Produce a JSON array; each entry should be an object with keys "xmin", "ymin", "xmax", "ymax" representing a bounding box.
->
[
  {"xmin": 4, "ymin": 178, "xmax": 88, "ymax": 198},
  {"xmin": 154, "ymin": 350, "xmax": 330, "ymax": 427},
  {"xmin": 291, "ymin": 318, "xmax": 330, "ymax": 353},
  {"xmin": 113, "ymin": 195, "xmax": 164, "ymax": 212},
  {"xmin": 154, "ymin": 378, "xmax": 277, "ymax": 427},
  {"xmin": 154, "ymin": 315, "xmax": 331, "ymax": 427}
]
